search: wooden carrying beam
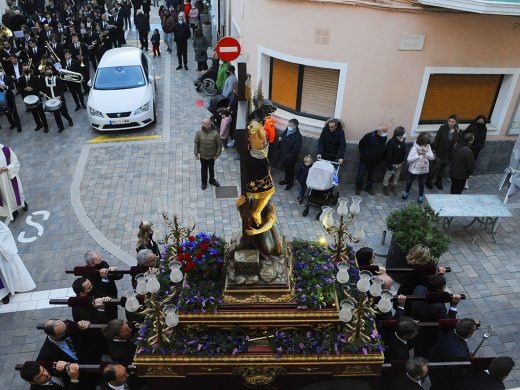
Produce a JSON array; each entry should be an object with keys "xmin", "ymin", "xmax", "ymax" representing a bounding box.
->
[
  {"xmin": 360, "ymin": 265, "xmax": 451, "ymax": 274},
  {"xmin": 382, "ymin": 357, "xmax": 495, "ymax": 371},
  {"xmin": 65, "ymin": 266, "xmax": 148, "ymax": 276},
  {"xmin": 49, "ymin": 297, "xmax": 125, "ymax": 306},
  {"xmin": 15, "ymin": 362, "xmax": 136, "ymax": 372},
  {"xmin": 377, "ymin": 319, "xmax": 459, "ymax": 330}
]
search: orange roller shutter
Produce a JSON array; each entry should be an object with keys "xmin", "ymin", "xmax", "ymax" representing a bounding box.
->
[
  {"xmin": 271, "ymin": 58, "xmax": 299, "ymax": 110},
  {"xmin": 420, "ymin": 74, "xmax": 503, "ymax": 123}
]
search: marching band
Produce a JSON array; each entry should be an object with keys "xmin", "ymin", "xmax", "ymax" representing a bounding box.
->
[{"xmin": 0, "ymin": 0, "xmax": 137, "ymax": 133}]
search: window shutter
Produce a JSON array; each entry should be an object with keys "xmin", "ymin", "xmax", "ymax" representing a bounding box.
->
[
  {"xmin": 271, "ymin": 58, "xmax": 299, "ymax": 110},
  {"xmin": 300, "ymin": 66, "xmax": 339, "ymax": 118},
  {"xmin": 420, "ymin": 74, "xmax": 502, "ymax": 123}
]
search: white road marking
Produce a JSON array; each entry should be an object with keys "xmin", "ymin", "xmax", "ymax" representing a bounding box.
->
[{"xmin": 17, "ymin": 210, "xmax": 50, "ymax": 243}]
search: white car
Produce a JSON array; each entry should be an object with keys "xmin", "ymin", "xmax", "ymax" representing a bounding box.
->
[{"xmin": 87, "ymin": 47, "xmax": 156, "ymax": 131}]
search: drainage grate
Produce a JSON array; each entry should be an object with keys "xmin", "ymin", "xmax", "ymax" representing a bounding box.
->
[{"xmin": 215, "ymin": 185, "xmax": 239, "ymax": 199}]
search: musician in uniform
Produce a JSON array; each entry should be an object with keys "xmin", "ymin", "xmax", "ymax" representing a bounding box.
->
[
  {"xmin": 67, "ymin": 34, "xmax": 90, "ymax": 95},
  {"xmin": 1, "ymin": 40, "xmax": 16, "ymax": 71},
  {"xmin": 47, "ymin": 35, "xmax": 64, "ymax": 61},
  {"xmin": 17, "ymin": 64, "xmax": 49, "ymax": 132},
  {"xmin": 27, "ymin": 40, "xmax": 44, "ymax": 64},
  {"xmin": 61, "ymin": 49, "xmax": 85, "ymax": 111},
  {"xmin": 43, "ymin": 66, "xmax": 73, "ymax": 132},
  {"xmin": 7, "ymin": 54, "xmax": 23, "ymax": 90},
  {"xmin": 0, "ymin": 69, "xmax": 22, "ymax": 132}
]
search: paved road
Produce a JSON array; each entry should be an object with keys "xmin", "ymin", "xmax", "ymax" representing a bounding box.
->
[{"xmin": 1, "ymin": 15, "xmax": 520, "ymax": 390}]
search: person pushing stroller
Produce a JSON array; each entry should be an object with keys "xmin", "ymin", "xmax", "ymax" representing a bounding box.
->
[{"xmin": 317, "ymin": 118, "xmax": 346, "ymax": 164}]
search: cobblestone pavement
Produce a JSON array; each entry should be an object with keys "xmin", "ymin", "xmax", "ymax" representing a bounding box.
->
[{"xmin": 2, "ymin": 12, "xmax": 520, "ymax": 390}]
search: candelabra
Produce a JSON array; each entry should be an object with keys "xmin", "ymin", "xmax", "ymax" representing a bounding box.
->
[
  {"xmin": 320, "ymin": 196, "xmax": 393, "ymax": 345},
  {"xmin": 125, "ymin": 205, "xmax": 196, "ymax": 347},
  {"xmin": 320, "ymin": 196, "xmax": 362, "ymax": 263}
]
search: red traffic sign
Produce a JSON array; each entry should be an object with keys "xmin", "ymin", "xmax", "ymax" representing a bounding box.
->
[{"xmin": 215, "ymin": 37, "xmax": 241, "ymax": 62}]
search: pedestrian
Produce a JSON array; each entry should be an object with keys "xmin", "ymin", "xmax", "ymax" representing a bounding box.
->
[
  {"xmin": 189, "ymin": 2, "xmax": 200, "ymax": 37},
  {"xmin": 463, "ymin": 114, "xmax": 487, "ymax": 161},
  {"xmin": 427, "ymin": 114, "xmax": 460, "ymax": 190},
  {"xmin": 297, "ymin": 155, "xmax": 314, "ymax": 205},
  {"xmin": 355, "ymin": 124, "xmax": 388, "ymax": 195},
  {"xmin": 278, "ymin": 118, "xmax": 303, "ymax": 191},
  {"xmin": 192, "ymin": 27, "xmax": 209, "ymax": 71},
  {"xmin": 151, "ymin": 28, "xmax": 161, "ymax": 57},
  {"xmin": 317, "ymin": 118, "xmax": 346, "ymax": 163},
  {"xmin": 222, "ymin": 64, "xmax": 237, "ymax": 99},
  {"xmin": 402, "ymin": 132, "xmax": 434, "ymax": 204},
  {"xmin": 134, "ymin": 9, "xmax": 150, "ymax": 51},
  {"xmin": 173, "ymin": 12, "xmax": 191, "ymax": 70},
  {"xmin": 217, "ymin": 107, "xmax": 231, "ymax": 149},
  {"xmin": 136, "ymin": 220, "xmax": 160, "ymax": 256},
  {"xmin": 215, "ymin": 59, "xmax": 229, "ymax": 93},
  {"xmin": 194, "ymin": 118, "xmax": 222, "ymax": 190},
  {"xmin": 450, "ymin": 133, "xmax": 475, "ymax": 194},
  {"xmin": 0, "ymin": 221, "xmax": 36, "ymax": 304},
  {"xmin": 382, "ymin": 126, "xmax": 406, "ymax": 196},
  {"xmin": 161, "ymin": 9, "xmax": 175, "ymax": 53}
]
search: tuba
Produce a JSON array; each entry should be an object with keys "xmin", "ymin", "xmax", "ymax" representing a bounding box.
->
[{"xmin": 58, "ymin": 68, "xmax": 84, "ymax": 83}]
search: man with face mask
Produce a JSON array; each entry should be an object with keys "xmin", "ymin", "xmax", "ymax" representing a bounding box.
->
[
  {"xmin": 173, "ymin": 12, "xmax": 191, "ymax": 70},
  {"xmin": 43, "ymin": 66, "xmax": 73, "ymax": 132},
  {"xmin": 463, "ymin": 114, "xmax": 487, "ymax": 162},
  {"xmin": 17, "ymin": 64, "xmax": 49, "ymax": 132},
  {"xmin": 355, "ymin": 124, "xmax": 389, "ymax": 195},
  {"xmin": 194, "ymin": 117, "xmax": 222, "ymax": 190},
  {"xmin": 0, "ymin": 67, "xmax": 22, "ymax": 132}
]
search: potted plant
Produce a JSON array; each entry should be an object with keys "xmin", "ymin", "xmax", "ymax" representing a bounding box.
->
[{"xmin": 385, "ymin": 204, "xmax": 450, "ymax": 272}]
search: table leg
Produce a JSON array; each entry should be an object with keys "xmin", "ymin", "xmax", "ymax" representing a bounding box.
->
[
  {"xmin": 464, "ymin": 217, "xmax": 478, "ymax": 229},
  {"xmin": 491, "ymin": 217, "xmax": 500, "ymax": 243},
  {"xmin": 443, "ymin": 217, "xmax": 454, "ymax": 232}
]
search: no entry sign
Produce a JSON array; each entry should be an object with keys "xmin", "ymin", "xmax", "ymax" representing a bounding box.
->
[{"xmin": 215, "ymin": 37, "xmax": 241, "ymax": 62}]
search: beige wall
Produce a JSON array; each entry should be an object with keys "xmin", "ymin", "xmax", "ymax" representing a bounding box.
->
[{"xmin": 228, "ymin": 0, "xmax": 520, "ymax": 141}]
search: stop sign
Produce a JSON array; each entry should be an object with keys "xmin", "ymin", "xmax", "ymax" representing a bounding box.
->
[{"xmin": 215, "ymin": 37, "xmax": 241, "ymax": 62}]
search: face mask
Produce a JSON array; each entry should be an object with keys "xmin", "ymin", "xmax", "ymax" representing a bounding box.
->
[
  {"xmin": 0, "ymin": 72, "xmax": 4, "ymax": 77},
  {"xmin": 380, "ymin": 132, "xmax": 387, "ymax": 138},
  {"xmin": 54, "ymin": 332, "xmax": 70, "ymax": 342},
  {"xmin": 287, "ymin": 127, "xmax": 293, "ymax": 132},
  {"xmin": 397, "ymin": 136, "xmax": 404, "ymax": 142}
]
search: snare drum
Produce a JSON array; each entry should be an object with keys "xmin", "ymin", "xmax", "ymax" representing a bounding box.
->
[
  {"xmin": 44, "ymin": 98, "xmax": 62, "ymax": 112},
  {"xmin": 23, "ymin": 95, "xmax": 41, "ymax": 109}
]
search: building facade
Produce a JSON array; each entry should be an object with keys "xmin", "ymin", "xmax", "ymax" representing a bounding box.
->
[{"xmin": 223, "ymin": 0, "xmax": 520, "ymax": 178}]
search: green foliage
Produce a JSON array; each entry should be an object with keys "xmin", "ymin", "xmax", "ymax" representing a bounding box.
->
[{"xmin": 386, "ymin": 204, "xmax": 450, "ymax": 261}]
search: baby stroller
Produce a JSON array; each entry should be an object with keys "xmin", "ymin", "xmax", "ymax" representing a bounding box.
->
[
  {"xmin": 207, "ymin": 95, "xmax": 229, "ymax": 127},
  {"xmin": 194, "ymin": 70, "xmax": 218, "ymax": 96},
  {"xmin": 302, "ymin": 158, "xmax": 340, "ymax": 219}
]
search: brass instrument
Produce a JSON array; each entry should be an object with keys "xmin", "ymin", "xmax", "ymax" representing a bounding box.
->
[
  {"xmin": 45, "ymin": 41, "xmax": 61, "ymax": 64},
  {"xmin": 0, "ymin": 26, "xmax": 13, "ymax": 39},
  {"xmin": 28, "ymin": 58, "xmax": 33, "ymax": 70},
  {"xmin": 58, "ymin": 68, "xmax": 84, "ymax": 83}
]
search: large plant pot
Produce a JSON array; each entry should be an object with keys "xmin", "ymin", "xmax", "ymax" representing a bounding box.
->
[{"xmin": 385, "ymin": 238, "xmax": 407, "ymax": 284}]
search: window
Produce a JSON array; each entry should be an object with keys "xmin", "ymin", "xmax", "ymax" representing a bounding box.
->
[
  {"xmin": 141, "ymin": 54, "xmax": 149, "ymax": 79},
  {"xmin": 269, "ymin": 57, "xmax": 339, "ymax": 120},
  {"xmin": 94, "ymin": 66, "xmax": 146, "ymax": 90},
  {"xmin": 419, "ymin": 74, "xmax": 503, "ymax": 124}
]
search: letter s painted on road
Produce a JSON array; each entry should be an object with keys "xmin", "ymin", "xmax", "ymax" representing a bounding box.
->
[{"xmin": 17, "ymin": 210, "xmax": 50, "ymax": 243}]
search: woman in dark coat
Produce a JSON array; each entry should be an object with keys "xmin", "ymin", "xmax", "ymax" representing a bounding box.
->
[
  {"xmin": 192, "ymin": 27, "xmax": 209, "ymax": 71},
  {"xmin": 278, "ymin": 118, "xmax": 303, "ymax": 190},
  {"xmin": 463, "ymin": 114, "xmax": 487, "ymax": 161}
]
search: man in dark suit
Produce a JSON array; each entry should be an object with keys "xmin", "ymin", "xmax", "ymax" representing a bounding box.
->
[
  {"xmin": 411, "ymin": 275, "xmax": 461, "ymax": 358},
  {"xmin": 173, "ymin": 12, "xmax": 191, "ymax": 70},
  {"xmin": 47, "ymin": 35, "xmax": 64, "ymax": 62},
  {"xmin": 36, "ymin": 319, "xmax": 90, "ymax": 363},
  {"xmin": 17, "ymin": 63, "xmax": 49, "ymax": 132},
  {"xmin": 428, "ymin": 318, "xmax": 477, "ymax": 390},
  {"xmin": 20, "ymin": 361, "xmax": 81, "ymax": 390},
  {"xmin": 389, "ymin": 356, "xmax": 429, "ymax": 390},
  {"xmin": 83, "ymin": 250, "xmax": 122, "ymax": 298},
  {"xmin": 27, "ymin": 40, "xmax": 44, "ymax": 64},
  {"xmin": 101, "ymin": 364, "xmax": 132, "ymax": 390},
  {"xmin": 6, "ymin": 54, "xmax": 24, "ymax": 89},
  {"xmin": 67, "ymin": 34, "xmax": 90, "ymax": 94},
  {"xmin": 102, "ymin": 319, "xmax": 137, "ymax": 365},
  {"xmin": 0, "ymin": 69, "xmax": 22, "ymax": 132},
  {"xmin": 383, "ymin": 317, "xmax": 419, "ymax": 362},
  {"xmin": 61, "ymin": 49, "xmax": 85, "ymax": 111},
  {"xmin": 1, "ymin": 40, "xmax": 16, "ymax": 70},
  {"xmin": 462, "ymin": 356, "xmax": 515, "ymax": 390},
  {"xmin": 71, "ymin": 277, "xmax": 115, "ymax": 323},
  {"xmin": 42, "ymin": 66, "xmax": 73, "ymax": 132}
]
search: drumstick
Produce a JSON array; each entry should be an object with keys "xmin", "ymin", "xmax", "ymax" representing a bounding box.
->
[{"xmin": 39, "ymin": 91, "xmax": 52, "ymax": 100}]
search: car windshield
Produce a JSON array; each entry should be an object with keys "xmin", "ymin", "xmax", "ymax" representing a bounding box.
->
[{"xmin": 94, "ymin": 65, "xmax": 146, "ymax": 90}]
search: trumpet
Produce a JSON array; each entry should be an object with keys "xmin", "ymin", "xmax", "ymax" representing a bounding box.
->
[{"xmin": 58, "ymin": 68, "xmax": 83, "ymax": 83}]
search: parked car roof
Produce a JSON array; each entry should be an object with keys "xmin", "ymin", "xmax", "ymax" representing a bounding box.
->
[{"xmin": 98, "ymin": 47, "xmax": 143, "ymax": 68}]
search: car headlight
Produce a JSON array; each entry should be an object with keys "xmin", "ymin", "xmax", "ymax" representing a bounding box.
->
[
  {"xmin": 134, "ymin": 102, "xmax": 150, "ymax": 115},
  {"xmin": 89, "ymin": 107, "xmax": 103, "ymax": 117}
]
